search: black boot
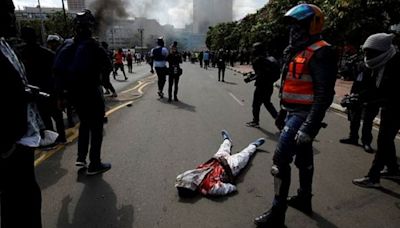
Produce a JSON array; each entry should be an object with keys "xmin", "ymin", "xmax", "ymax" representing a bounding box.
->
[
  {"xmin": 254, "ymin": 206, "xmax": 286, "ymax": 228},
  {"xmin": 339, "ymin": 137, "xmax": 358, "ymax": 145},
  {"xmin": 287, "ymin": 191, "xmax": 313, "ymax": 215}
]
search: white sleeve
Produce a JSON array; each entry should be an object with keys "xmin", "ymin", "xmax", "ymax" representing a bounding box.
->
[
  {"xmin": 208, "ymin": 182, "xmax": 237, "ymax": 196},
  {"xmin": 163, "ymin": 47, "xmax": 169, "ymax": 57}
]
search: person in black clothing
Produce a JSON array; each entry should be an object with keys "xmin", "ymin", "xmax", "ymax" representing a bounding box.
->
[
  {"xmin": 217, "ymin": 49, "xmax": 226, "ymax": 82},
  {"xmin": 151, "ymin": 37, "xmax": 169, "ymax": 98},
  {"xmin": 53, "ymin": 9, "xmax": 112, "ymax": 175},
  {"xmin": 254, "ymin": 4, "xmax": 337, "ymax": 227},
  {"xmin": 100, "ymin": 41, "xmax": 117, "ymax": 97},
  {"xmin": 353, "ymin": 33, "xmax": 400, "ymax": 188},
  {"xmin": 167, "ymin": 41, "xmax": 183, "ymax": 102},
  {"xmin": 20, "ymin": 27, "xmax": 67, "ymax": 143},
  {"xmin": 245, "ymin": 42, "xmax": 280, "ymax": 128},
  {"xmin": 339, "ymin": 61, "xmax": 379, "ymax": 153},
  {"xmin": 0, "ymin": 1, "xmax": 43, "ymax": 226}
]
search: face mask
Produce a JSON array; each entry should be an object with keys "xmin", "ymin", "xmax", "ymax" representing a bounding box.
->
[{"xmin": 289, "ymin": 24, "xmax": 308, "ymax": 47}]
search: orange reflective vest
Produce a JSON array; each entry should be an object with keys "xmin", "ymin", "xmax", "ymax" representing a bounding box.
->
[{"xmin": 281, "ymin": 40, "xmax": 330, "ymax": 105}]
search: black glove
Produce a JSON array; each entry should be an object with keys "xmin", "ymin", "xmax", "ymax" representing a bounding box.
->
[{"xmin": 275, "ymin": 109, "xmax": 287, "ymax": 131}]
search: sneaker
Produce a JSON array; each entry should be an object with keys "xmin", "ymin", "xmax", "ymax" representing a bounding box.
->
[
  {"xmin": 75, "ymin": 160, "xmax": 87, "ymax": 168},
  {"xmin": 380, "ymin": 169, "xmax": 400, "ymax": 180},
  {"xmin": 251, "ymin": 138, "xmax": 265, "ymax": 147},
  {"xmin": 87, "ymin": 162, "xmax": 111, "ymax": 176},
  {"xmin": 362, "ymin": 144, "xmax": 374, "ymax": 153},
  {"xmin": 246, "ymin": 121, "xmax": 260, "ymax": 128},
  {"xmin": 221, "ymin": 130, "xmax": 231, "ymax": 142},
  {"xmin": 352, "ymin": 176, "xmax": 381, "ymax": 188},
  {"xmin": 339, "ymin": 137, "xmax": 358, "ymax": 145}
]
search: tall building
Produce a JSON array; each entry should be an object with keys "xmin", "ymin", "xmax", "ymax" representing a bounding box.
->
[
  {"xmin": 67, "ymin": 0, "xmax": 85, "ymax": 12},
  {"xmin": 193, "ymin": 0, "xmax": 233, "ymax": 34}
]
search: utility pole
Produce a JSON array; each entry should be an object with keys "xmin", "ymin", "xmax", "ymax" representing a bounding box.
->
[
  {"xmin": 138, "ymin": 28, "xmax": 144, "ymax": 56},
  {"xmin": 37, "ymin": 0, "xmax": 46, "ymax": 44},
  {"xmin": 61, "ymin": 0, "xmax": 68, "ymax": 37}
]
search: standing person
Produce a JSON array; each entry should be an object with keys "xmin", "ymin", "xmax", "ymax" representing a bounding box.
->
[
  {"xmin": 146, "ymin": 51, "xmax": 154, "ymax": 73},
  {"xmin": 352, "ymin": 33, "xmax": 400, "ymax": 188},
  {"xmin": 100, "ymin": 42, "xmax": 117, "ymax": 97},
  {"xmin": 126, "ymin": 49, "xmax": 133, "ymax": 73},
  {"xmin": 0, "ymin": 1, "xmax": 43, "ymax": 226},
  {"xmin": 245, "ymin": 42, "xmax": 280, "ymax": 128},
  {"xmin": 203, "ymin": 50, "xmax": 210, "ymax": 70},
  {"xmin": 20, "ymin": 27, "xmax": 67, "ymax": 143},
  {"xmin": 113, "ymin": 48, "xmax": 127, "ymax": 80},
  {"xmin": 53, "ymin": 9, "xmax": 112, "ymax": 175},
  {"xmin": 167, "ymin": 41, "xmax": 183, "ymax": 102},
  {"xmin": 151, "ymin": 37, "xmax": 169, "ymax": 98},
  {"xmin": 198, "ymin": 51, "xmax": 203, "ymax": 68},
  {"xmin": 339, "ymin": 62, "xmax": 379, "ymax": 153},
  {"xmin": 217, "ymin": 49, "xmax": 226, "ymax": 82},
  {"xmin": 254, "ymin": 4, "xmax": 337, "ymax": 227},
  {"xmin": 47, "ymin": 34, "xmax": 63, "ymax": 52}
]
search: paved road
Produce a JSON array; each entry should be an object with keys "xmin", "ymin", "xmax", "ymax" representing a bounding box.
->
[{"xmin": 36, "ymin": 62, "xmax": 400, "ymax": 228}]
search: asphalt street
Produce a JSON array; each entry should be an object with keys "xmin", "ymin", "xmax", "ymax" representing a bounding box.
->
[{"xmin": 36, "ymin": 62, "xmax": 400, "ymax": 228}]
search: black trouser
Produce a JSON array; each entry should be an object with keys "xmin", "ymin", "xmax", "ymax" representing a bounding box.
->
[
  {"xmin": 71, "ymin": 92, "xmax": 105, "ymax": 165},
  {"xmin": 37, "ymin": 96, "xmax": 66, "ymax": 141},
  {"xmin": 0, "ymin": 145, "xmax": 42, "ymax": 228},
  {"xmin": 168, "ymin": 74, "xmax": 180, "ymax": 99},
  {"xmin": 127, "ymin": 60, "xmax": 133, "ymax": 73},
  {"xmin": 218, "ymin": 67, "xmax": 225, "ymax": 81},
  {"xmin": 155, "ymin": 67, "xmax": 168, "ymax": 92},
  {"xmin": 347, "ymin": 103, "xmax": 380, "ymax": 144},
  {"xmin": 113, "ymin": 63, "xmax": 126, "ymax": 77},
  {"xmin": 102, "ymin": 71, "xmax": 116, "ymax": 94},
  {"xmin": 252, "ymin": 85, "xmax": 278, "ymax": 123},
  {"xmin": 368, "ymin": 107, "xmax": 400, "ymax": 181}
]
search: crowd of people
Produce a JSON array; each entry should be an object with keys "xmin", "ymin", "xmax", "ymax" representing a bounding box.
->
[{"xmin": 1, "ymin": 1, "xmax": 399, "ymax": 227}]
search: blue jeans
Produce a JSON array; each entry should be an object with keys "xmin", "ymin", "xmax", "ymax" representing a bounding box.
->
[{"xmin": 272, "ymin": 113, "xmax": 314, "ymax": 208}]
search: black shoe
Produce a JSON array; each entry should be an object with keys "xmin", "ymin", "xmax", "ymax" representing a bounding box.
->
[
  {"xmin": 246, "ymin": 121, "xmax": 260, "ymax": 128},
  {"xmin": 352, "ymin": 176, "xmax": 381, "ymax": 188},
  {"xmin": 380, "ymin": 169, "xmax": 400, "ymax": 180},
  {"xmin": 339, "ymin": 137, "xmax": 358, "ymax": 145},
  {"xmin": 221, "ymin": 130, "xmax": 232, "ymax": 142},
  {"xmin": 87, "ymin": 162, "xmax": 111, "ymax": 176},
  {"xmin": 75, "ymin": 159, "xmax": 87, "ymax": 168},
  {"xmin": 251, "ymin": 138, "xmax": 265, "ymax": 148},
  {"xmin": 174, "ymin": 97, "xmax": 179, "ymax": 101},
  {"xmin": 362, "ymin": 144, "xmax": 374, "ymax": 153},
  {"xmin": 287, "ymin": 192, "xmax": 313, "ymax": 215},
  {"xmin": 254, "ymin": 207, "xmax": 286, "ymax": 228},
  {"xmin": 168, "ymin": 98, "xmax": 172, "ymax": 102},
  {"xmin": 157, "ymin": 91, "xmax": 164, "ymax": 98}
]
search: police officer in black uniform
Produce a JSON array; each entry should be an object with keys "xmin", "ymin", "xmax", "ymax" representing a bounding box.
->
[
  {"xmin": 53, "ymin": 10, "xmax": 112, "ymax": 175},
  {"xmin": 167, "ymin": 41, "xmax": 183, "ymax": 102}
]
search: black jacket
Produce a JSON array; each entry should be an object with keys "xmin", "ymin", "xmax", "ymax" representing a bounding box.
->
[
  {"xmin": 281, "ymin": 39, "xmax": 338, "ymax": 138},
  {"xmin": 252, "ymin": 56, "xmax": 280, "ymax": 87},
  {"xmin": 0, "ymin": 39, "xmax": 28, "ymax": 154}
]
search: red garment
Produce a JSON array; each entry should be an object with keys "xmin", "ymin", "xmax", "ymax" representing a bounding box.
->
[
  {"xmin": 282, "ymin": 40, "xmax": 330, "ymax": 105},
  {"xmin": 197, "ymin": 159, "xmax": 226, "ymax": 195},
  {"xmin": 115, "ymin": 52, "xmax": 124, "ymax": 64}
]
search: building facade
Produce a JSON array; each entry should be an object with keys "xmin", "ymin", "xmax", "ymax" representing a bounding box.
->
[{"xmin": 67, "ymin": 0, "xmax": 85, "ymax": 12}]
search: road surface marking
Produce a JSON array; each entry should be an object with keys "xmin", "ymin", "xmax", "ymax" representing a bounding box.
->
[
  {"xmin": 34, "ymin": 78, "xmax": 155, "ymax": 167},
  {"xmin": 229, "ymin": 92, "xmax": 244, "ymax": 106}
]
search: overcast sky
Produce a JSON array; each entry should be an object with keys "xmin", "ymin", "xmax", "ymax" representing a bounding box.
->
[{"xmin": 13, "ymin": 0, "xmax": 267, "ymax": 28}]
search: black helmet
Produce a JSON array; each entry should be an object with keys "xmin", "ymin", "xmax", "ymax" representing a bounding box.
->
[
  {"xmin": 73, "ymin": 9, "xmax": 95, "ymax": 28},
  {"xmin": 252, "ymin": 42, "xmax": 266, "ymax": 56},
  {"xmin": 157, "ymin": 36, "xmax": 164, "ymax": 46}
]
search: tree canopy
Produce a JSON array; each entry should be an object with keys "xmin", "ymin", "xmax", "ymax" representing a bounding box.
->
[{"xmin": 206, "ymin": 0, "xmax": 400, "ymax": 56}]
